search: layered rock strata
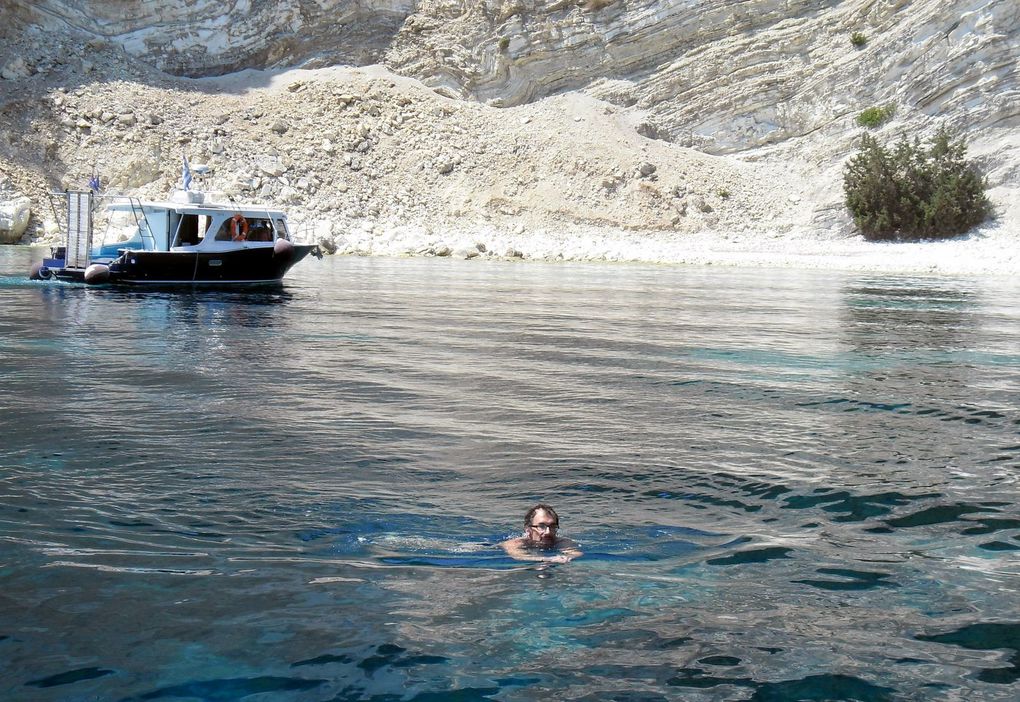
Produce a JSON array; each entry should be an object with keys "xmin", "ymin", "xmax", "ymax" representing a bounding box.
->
[{"xmin": 0, "ymin": 0, "xmax": 1016, "ymax": 258}]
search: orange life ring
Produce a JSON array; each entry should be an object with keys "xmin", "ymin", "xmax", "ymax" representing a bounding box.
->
[{"xmin": 230, "ymin": 214, "xmax": 249, "ymax": 241}]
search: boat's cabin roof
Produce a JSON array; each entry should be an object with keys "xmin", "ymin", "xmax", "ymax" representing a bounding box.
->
[{"xmin": 105, "ymin": 199, "xmax": 288, "ymax": 220}]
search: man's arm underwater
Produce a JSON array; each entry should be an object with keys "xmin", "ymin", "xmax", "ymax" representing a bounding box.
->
[{"xmin": 500, "ymin": 536, "xmax": 582, "ymax": 563}]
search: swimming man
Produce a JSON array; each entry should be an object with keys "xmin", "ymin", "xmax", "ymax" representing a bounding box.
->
[{"xmin": 500, "ymin": 504, "xmax": 582, "ymax": 563}]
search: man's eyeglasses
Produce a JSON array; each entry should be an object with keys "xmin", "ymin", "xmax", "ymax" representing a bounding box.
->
[{"xmin": 529, "ymin": 522, "xmax": 558, "ymax": 532}]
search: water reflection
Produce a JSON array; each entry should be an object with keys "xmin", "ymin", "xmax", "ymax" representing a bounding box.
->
[
  {"xmin": 2, "ymin": 248, "xmax": 1020, "ymax": 701},
  {"xmin": 24, "ymin": 279, "xmax": 294, "ymax": 360},
  {"xmin": 842, "ymin": 279, "xmax": 979, "ymax": 354},
  {"xmin": 796, "ymin": 279, "xmax": 1020, "ymax": 556}
]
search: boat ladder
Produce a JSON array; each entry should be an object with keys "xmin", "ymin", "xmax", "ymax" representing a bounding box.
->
[
  {"xmin": 126, "ymin": 197, "xmax": 157, "ymax": 250},
  {"xmin": 63, "ymin": 190, "xmax": 94, "ymax": 271}
]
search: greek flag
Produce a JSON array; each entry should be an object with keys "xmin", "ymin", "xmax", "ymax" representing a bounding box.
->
[
  {"xmin": 87, "ymin": 174, "xmax": 100, "ymax": 192},
  {"xmin": 182, "ymin": 155, "xmax": 193, "ymax": 191}
]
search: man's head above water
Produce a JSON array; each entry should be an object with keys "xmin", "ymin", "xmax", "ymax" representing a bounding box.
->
[
  {"xmin": 523, "ymin": 504, "xmax": 560, "ymax": 547},
  {"xmin": 501, "ymin": 503, "xmax": 581, "ymax": 563}
]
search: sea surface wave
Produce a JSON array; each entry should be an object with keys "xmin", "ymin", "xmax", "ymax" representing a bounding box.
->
[{"xmin": 2, "ymin": 248, "xmax": 1019, "ymax": 701}]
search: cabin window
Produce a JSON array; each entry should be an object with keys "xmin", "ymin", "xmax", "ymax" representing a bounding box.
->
[
  {"xmin": 247, "ymin": 218, "xmax": 274, "ymax": 242},
  {"xmin": 175, "ymin": 214, "xmax": 207, "ymax": 246},
  {"xmin": 273, "ymin": 218, "xmax": 289, "ymax": 240},
  {"xmin": 214, "ymin": 217, "xmax": 235, "ymax": 241},
  {"xmin": 214, "ymin": 215, "xmax": 276, "ymax": 241}
]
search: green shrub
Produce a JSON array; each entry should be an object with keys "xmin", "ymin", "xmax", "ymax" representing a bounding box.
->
[
  {"xmin": 850, "ymin": 32, "xmax": 867, "ymax": 47},
  {"xmin": 843, "ymin": 127, "xmax": 992, "ymax": 241},
  {"xmin": 856, "ymin": 104, "xmax": 895, "ymax": 128}
]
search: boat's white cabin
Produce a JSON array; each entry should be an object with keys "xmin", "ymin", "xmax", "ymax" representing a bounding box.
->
[{"xmin": 95, "ymin": 191, "xmax": 293, "ymax": 256}]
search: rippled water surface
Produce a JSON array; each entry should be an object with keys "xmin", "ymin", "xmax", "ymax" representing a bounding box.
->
[{"xmin": 2, "ymin": 246, "xmax": 1019, "ymax": 701}]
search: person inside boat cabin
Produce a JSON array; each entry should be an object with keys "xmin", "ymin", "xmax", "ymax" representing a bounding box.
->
[
  {"xmin": 500, "ymin": 504, "xmax": 582, "ymax": 563},
  {"xmin": 213, "ymin": 215, "xmax": 274, "ymax": 242},
  {"xmin": 247, "ymin": 219, "xmax": 273, "ymax": 241}
]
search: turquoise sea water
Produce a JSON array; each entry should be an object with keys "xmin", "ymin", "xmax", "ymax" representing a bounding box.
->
[{"xmin": 1, "ymin": 246, "xmax": 1019, "ymax": 701}]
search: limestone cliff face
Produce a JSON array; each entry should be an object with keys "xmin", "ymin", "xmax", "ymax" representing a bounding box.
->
[
  {"xmin": 0, "ymin": 0, "xmax": 1016, "ymax": 252},
  {"xmin": 388, "ymin": 0, "xmax": 1020, "ymax": 156},
  {"xmin": 9, "ymin": 0, "xmax": 1018, "ymax": 157},
  {"xmin": 11, "ymin": 0, "xmax": 415, "ymax": 73}
]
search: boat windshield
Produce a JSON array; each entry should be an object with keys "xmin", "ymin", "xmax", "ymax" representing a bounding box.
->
[{"xmin": 271, "ymin": 217, "xmax": 290, "ymax": 240}]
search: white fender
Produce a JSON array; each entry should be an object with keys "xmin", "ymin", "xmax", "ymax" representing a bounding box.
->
[
  {"xmin": 83, "ymin": 263, "xmax": 111, "ymax": 285},
  {"xmin": 273, "ymin": 238, "xmax": 295, "ymax": 258}
]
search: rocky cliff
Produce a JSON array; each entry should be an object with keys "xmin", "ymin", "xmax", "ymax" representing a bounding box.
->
[{"xmin": 1, "ymin": 0, "xmax": 1017, "ymax": 265}]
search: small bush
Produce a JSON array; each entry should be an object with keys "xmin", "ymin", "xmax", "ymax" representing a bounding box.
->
[
  {"xmin": 850, "ymin": 32, "xmax": 867, "ymax": 47},
  {"xmin": 843, "ymin": 127, "xmax": 992, "ymax": 241},
  {"xmin": 856, "ymin": 104, "xmax": 895, "ymax": 128}
]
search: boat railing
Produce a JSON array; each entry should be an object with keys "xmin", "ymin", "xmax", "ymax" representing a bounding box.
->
[{"xmin": 291, "ymin": 220, "xmax": 317, "ymax": 244}]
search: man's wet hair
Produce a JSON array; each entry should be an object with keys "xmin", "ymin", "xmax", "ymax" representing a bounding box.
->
[{"xmin": 524, "ymin": 504, "xmax": 559, "ymax": 527}]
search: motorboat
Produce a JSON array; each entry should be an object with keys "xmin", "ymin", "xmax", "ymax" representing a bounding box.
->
[{"xmin": 30, "ymin": 186, "xmax": 321, "ymax": 286}]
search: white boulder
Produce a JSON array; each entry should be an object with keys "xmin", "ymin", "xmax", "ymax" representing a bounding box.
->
[
  {"xmin": 0, "ymin": 195, "xmax": 32, "ymax": 243},
  {"xmin": 1, "ymin": 57, "xmax": 31, "ymax": 80},
  {"xmin": 258, "ymin": 155, "xmax": 288, "ymax": 177},
  {"xmin": 107, "ymin": 154, "xmax": 161, "ymax": 189}
]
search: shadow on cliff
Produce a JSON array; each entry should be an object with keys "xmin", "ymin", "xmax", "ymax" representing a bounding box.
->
[{"xmin": 0, "ymin": 8, "xmax": 411, "ymax": 97}]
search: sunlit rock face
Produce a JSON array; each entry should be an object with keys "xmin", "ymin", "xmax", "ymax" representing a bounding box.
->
[
  {"xmin": 8, "ymin": 0, "xmax": 416, "ymax": 74},
  {"xmin": 384, "ymin": 0, "xmax": 1020, "ymax": 156},
  {"xmin": 7, "ymin": 0, "xmax": 1017, "ymax": 157},
  {"xmin": 0, "ymin": 0, "xmax": 1016, "ymax": 258}
]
